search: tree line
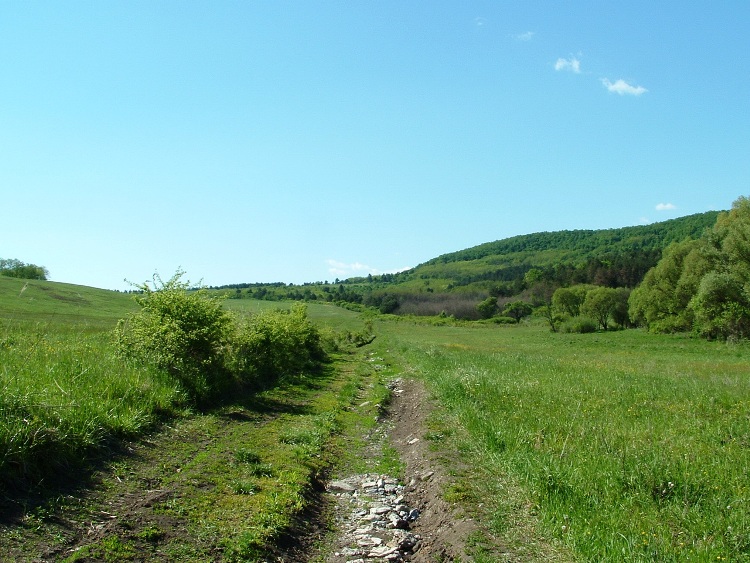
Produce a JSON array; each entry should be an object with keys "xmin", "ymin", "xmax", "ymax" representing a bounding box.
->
[{"xmin": 0, "ymin": 258, "xmax": 48, "ymax": 280}]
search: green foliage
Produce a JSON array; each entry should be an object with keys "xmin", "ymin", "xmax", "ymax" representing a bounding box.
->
[
  {"xmin": 0, "ymin": 258, "xmax": 49, "ymax": 280},
  {"xmin": 115, "ymin": 272, "xmax": 328, "ymax": 402},
  {"xmin": 227, "ymin": 303, "xmax": 326, "ymax": 386},
  {"xmin": 502, "ymin": 300, "xmax": 533, "ymax": 323},
  {"xmin": 690, "ymin": 271, "xmax": 750, "ymax": 340},
  {"xmin": 475, "ymin": 296, "xmax": 499, "ymax": 319},
  {"xmin": 427, "ymin": 212, "xmax": 718, "ymax": 266},
  {"xmin": 227, "ymin": 212, "xmax": 721, "ymax": 319},
  {"xmin": 581, "ymin": 286, "xmax": 626, "ymax": 330},
  {"xmin": 631, "ymin": 196, "xmax": 750, "ymax": 340},
  {"xmin": 552, "ymin": 284, "xmax": 591, "ymax": 317},
  {"xmin": 628, "ymin": 239, "xmax": 711, "ymax": 332},
  {"xmin": 115, "ymin": 271, "xmax": 234, "ymax": 402},
  {"xmin": 560, "ymin": 316, "xmax": 598, "ymax": 333}
]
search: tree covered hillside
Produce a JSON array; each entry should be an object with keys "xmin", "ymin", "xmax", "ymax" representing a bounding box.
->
[
  {"xmin": 215, "ymin": 211, "xmax": 720, "ymax": 319},
  {"xmin": 413, "ymin": 211, "xmax": 719, "ymax": 292}
]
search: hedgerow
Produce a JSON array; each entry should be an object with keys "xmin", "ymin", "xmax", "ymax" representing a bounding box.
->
[{"xmin": 115, "ymin": 272, "xmax": 327, "ymax": 403}]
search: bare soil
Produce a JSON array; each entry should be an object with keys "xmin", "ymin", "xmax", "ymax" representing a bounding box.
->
[{"xmin": 382, "ymin": 377, "xmax": 484, "ymax": 562}]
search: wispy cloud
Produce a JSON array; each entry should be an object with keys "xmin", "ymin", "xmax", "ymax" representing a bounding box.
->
[
  {"xmin": 325, "ymin": 259, "xmax": 410, "ymax": 279},
  {"xmin": 601, "ymin": 78, "xmax": 647, "ymax": 96},
  {"xmin": 514, "ymin": 31, "xmax": 535, "ymax": 41},
  {"xmin": 555, "ymin": 56, "xmax": 581, "ymax": 73},
  {"xmin": 475, "ymin": 17, "xmax": 487, "ymax": 27},
  {"xmin": 655, "ymin": 202, "xmax": 676, "ymax": 211}
]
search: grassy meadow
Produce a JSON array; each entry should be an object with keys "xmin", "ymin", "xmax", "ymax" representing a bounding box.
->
[
  {"xmin": 2, "ymin": 275, "xmax": 749, "ymax": 561},
  {"xmin": 372, "ymin": 318, "xmax": 750, "ymax": 561},
  {"xmin": 0, "ymin": 277, "xmax": 184, "ymax": 490}
]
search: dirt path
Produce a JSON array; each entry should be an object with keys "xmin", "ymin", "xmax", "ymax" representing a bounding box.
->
[
  {"xmin": 0, "ymin": 369, "xmax": 505, "ymax": 562},
  {"xmin": 311, "ymin": 377, "xmax": 501, "ymax": 562}
]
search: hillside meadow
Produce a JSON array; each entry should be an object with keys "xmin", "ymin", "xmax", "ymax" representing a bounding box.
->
[{"xmin": 2, "ymin": 277, "xmax": 749, "ymax": 561}]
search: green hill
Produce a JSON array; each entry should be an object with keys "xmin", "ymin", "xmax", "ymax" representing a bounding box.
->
[
  {"xmin": 216, "ymin": 211, "xmax": 721, "ymax": 319},
  {"xmin": 408, "ymin": 211, "xmax": 720, "ymax": 291},
  {"xmin": 0, "ymin": 276, "xmax": 137, "ymax": 329}
]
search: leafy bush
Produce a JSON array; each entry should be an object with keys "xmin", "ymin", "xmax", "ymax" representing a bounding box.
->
[
  {"xmin": 475, "ymin": 296, "xmax": 499, "ymax": 319},
  {"xmin": 115, "ymin": 271, "xmax": 234, "ymax": 402},
  {"xmin": 560, "ymin": 316, "xmax": 598, "ymax": 333},
  {"xmin": 490, "ymin": 316, "xmax": 517, "ymax": 324},
  {"xmin": 115, "ymin": 272, "xmax": 327, "ymax": 402},
  {"xmin": 226, "ymin": 303, "xmax": 326, "ymax": 386},
  {"xmin": 0, "ymin": 258, "xmax": 48, "ymax": 280}
]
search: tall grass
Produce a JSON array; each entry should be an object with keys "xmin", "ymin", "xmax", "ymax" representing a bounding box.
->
[
  {"xmin": 378, "ymin": 321, "xmax": 750, "ymax": 561},
  {"xmin": 0, "ymin": 321, "xmax": 184, "ymax": 489}
]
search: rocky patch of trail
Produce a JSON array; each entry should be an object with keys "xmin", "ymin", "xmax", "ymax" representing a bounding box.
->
[
  {"xmin": 318, "ymin": 377, "xmax": 490, "ymax": 562},
  {"xmin": 325, "ymin": 474, "xmax": 421, "ymax": 562}
]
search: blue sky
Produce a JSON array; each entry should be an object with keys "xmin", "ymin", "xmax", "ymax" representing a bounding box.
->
[{"xmin": 2, "ymin": 2, "xmax": 748, "ymax": 290}]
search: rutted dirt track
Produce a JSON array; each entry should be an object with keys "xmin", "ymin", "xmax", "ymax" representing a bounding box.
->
[
  {"xmin": 0, "ymin": 373, "xmax": 505, "ymax": 562},
  {"xmin": 314, "ymin": 377, "xmax": 485, "ymax": 562}
]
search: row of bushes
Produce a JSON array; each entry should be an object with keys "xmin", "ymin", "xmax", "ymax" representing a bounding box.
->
[{"xmin": 115, "ymin": 272, "xmax": 327, "ymax": 404}]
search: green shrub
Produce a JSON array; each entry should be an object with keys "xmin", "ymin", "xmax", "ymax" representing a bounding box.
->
[
  {"xmin": 114, "ymin": 271, "xmax": 234, "ymax": 402},
  {"xmin": 226, "ymin": 303, "xmax": 326, "ymax": 386},
  {"xmin": 115, "ymin": 273, "xmax": 327, "ymax": 401},
  {"xmin": 561, "ymin": 316, "xmax": 598, "ymax": 333},
  {"xmin": 491, "ymin": 316, "xmax": 517, "ymax": 325}
]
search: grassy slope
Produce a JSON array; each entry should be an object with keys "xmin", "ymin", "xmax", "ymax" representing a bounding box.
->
[
  {"xmin": 0, "ymin": 276, "xmax": 137, "ymax": 330},
  {"xmin": 5, "ymin": 274, "xmax": 749, "ymax": 560}
]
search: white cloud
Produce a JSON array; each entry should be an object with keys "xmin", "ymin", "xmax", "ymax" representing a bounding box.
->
[
  {"xmin": 555, "ymin": 56, "xmax": 581, "ymax": 73},
  {"xmin": 655, "ymin": 202, "xmax": 676, "ymax": 211},
  {"xmin": 601, "ymin": 78, "xmax": 647, "ymax": 96},
  {"xmin": 475, "ymin": 17, "xmax": 487, "ymax": 27},
  {"xmin": 325, "ymin": 259, "xmax": 411, "ymax": 279},
  {"xmin": 514, "ymin": 31, "xmax": 535, "ymax": 41}
]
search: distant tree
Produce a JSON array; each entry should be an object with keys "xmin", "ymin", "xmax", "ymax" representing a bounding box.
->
[
  {"xmin": 611, "ymin": 287, "xmax": 632, "ymax": 328},
  {"xmin": 581, "ymin": 287, "xmax": 620, "ymax": 330},
  {"xmin": 379, "ymin": 294, "xmax": 399, "ymax": 314},
  {"xmin": 503, "ymin": 301, "xmax": 533, "ymax": 323},
  {"xmin": 0, "ymin": 258, "xmax": 49, "ymax": 280},
  {"xmin": 475, "ymin": 296, "xmax": 499, "ymax": 319},
  {"xmin": 628, "ymin": 238, "xmax": 712, "ymax": 332},
  {"xmin": 552, "ymin": 285, "xmax": 591, "ymax": 317},
  {"xmin": 690, "ymin": 270, "xmax": 750, "ymax": 339}
]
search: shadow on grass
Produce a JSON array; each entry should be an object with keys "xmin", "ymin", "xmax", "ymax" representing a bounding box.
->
[{"xmin": 0, "ymin": 362, "xmax": 338, "ymax": 526}]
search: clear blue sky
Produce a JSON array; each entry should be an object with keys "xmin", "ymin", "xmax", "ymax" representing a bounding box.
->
[{"xmin": 2, "ymin": 2, "xmax": 748, "ymax": 290}]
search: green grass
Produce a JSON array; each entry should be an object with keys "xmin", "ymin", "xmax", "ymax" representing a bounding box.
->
[
  {"xmin": 0, "ymin": 321, "xmax": 186, "ymax": 489},
  {"xmin": 0, "ymin": 281, "xmax": 384, "ymax": 560},
  {"xmin": 0, "ymin": 280, "xmax": 367, "ymax": 495},
  {"xmin": 0, "ymin": 276, "xmax": 137, "ymax": 330},
  {"xmin": 374, "ymin": 319, "xmax": 750, "ymax": 562},
  {"xmin": 5, "ymin": 276, "xmax": 748, "ymax": 561}
]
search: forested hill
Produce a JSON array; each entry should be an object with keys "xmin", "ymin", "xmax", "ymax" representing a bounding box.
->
[
  {"xmin": 402, "ymin": 212, "xmax": 720, "ymax": 291},
  {"xmin": 216, "ymin": 211, "xmax": 722, "ymax": 315},
  {"xmin": 423, "ymin": 212, "xmax": 719, "ymax": 267}
]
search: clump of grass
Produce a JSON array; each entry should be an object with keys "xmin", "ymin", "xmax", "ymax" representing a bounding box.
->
[
  {"xmin": 0, "ymin": 322, "xmax": 184, "ymax": 490},
  {"xmin": 234, "ymin": 448, "xmax": 262, "ymax": 464},
  {"xmin": 230, "ymin": 479, "xmax": 259, "ymax": 495}
]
